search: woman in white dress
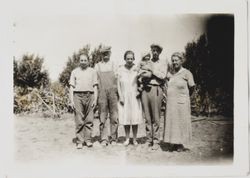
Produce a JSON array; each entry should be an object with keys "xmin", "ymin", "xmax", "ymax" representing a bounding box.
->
[{"xmin": 117, "ymin": 50, "xmax": 143, "ymax": 146}]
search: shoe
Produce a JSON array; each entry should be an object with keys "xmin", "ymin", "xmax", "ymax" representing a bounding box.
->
[
  {"xmin": 110, "ymin": 141, "xmax": 117, "ymax": 146},
  {"xmin": 76, "ymin": 143, "xmax": 83, "ymax": 149},
  {"xmin": 177, "ymin": 147, "xmax": 190, "ymax": 152},
  {"xmin": 85, "ymin": 141, "xmax": 93, "ymax": 147},
  {"xmin": 151, "ymin": 143, "xmax": 160, "ymax": 151},
  {"xmin": 133, "ymin": 139, "xmax": 138, "ymax": 146},
  {"xmin": 123, "ymin": 139, "xmax": 130, "ymax": 146},
  {"xmin": 144, "ymin": 141, "xmax": 152, "ymax": 147},
  {"xmin": 101, "ymin": 140, "xmax": 108, "ymax": 147}
]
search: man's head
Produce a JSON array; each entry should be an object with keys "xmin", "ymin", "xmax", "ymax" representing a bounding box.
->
[
  {"xmin": 79, "ymin": 53, "xmax": 89, "ymax": 69},
  {"xmin": 101, "ymin": 46, "xmax": 111, "ymax": 62},
  {"xmin": 150, "ymin": 44, "xmax": 163, "ymax": 61}
]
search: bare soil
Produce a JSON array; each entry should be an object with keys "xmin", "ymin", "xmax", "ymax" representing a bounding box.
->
[{"xmin": 14, "ymin": 114, "xmax": 233, "ymax": 165}]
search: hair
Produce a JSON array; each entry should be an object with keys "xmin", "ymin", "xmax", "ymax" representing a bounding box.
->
[
  {"xmin": 123, "ymin": 50, "xmax": 135, "ymax": 60},
  {"xmin": 171, "ymin": 52, "xmax": 185, "ymax": 62},
  {"xmin": 79, "ymin": 53, "xmax": 89, "ymax": 61}
]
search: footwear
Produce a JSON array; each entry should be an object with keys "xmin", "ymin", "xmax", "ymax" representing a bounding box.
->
[
  {"xmin": 177, "ymin": 146, "xmax": 190, "ymax": 152},
  {"xmin": 133, "ymin": 139, "xmax": 138, "ymax": 146},
  {"xmin": 76, "ymin": 143, "xmax": 83, "ymax": 149},
  {"xmin": 144, "ymin": 141, "xmax": 152, "ymax": 147},
  {"xmin": 110, "ymin": 141, "xmax": 117, "ymax": 146},
  {"xmin": 123, "ymin": 139, "xmax": 130, "ymax": 146},
  {"xmin": 151, "ymin": 143, "xmax": 160, "ymax": 151},
  {"xmin": 85, "ymin": 141, "xmax": 93, "ymax": 147},
  {"xmin": 101, "ymin": 140, "xmax": 108, "ymax": 147}
]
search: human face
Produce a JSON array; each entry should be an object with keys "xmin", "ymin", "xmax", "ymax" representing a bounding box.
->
[
  {"xmin": 125, "ymin": 53, "xmax": 134, "ymax": 67},
  {"xmin": 79, "ymin": 54, "xmax": 89, "ymax": 69},
  {"xmin": 151, "ymin": 48, "xmax": 160, "ymax": 60},
  {"xmin": 103, "ymin": 52, "xmax": 111, "ymax": 62},
  {"xmin": 171, "ymin": 56, "xmax": 182, "ymax": 70}
]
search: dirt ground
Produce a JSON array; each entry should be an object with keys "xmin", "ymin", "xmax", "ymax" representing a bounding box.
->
[{"xmin": 14, "ymin": 114, "xmax": 233, "ymax": 166}]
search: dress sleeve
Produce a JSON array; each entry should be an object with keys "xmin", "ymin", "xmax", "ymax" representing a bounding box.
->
[
  {"xmin": 187, "ymin": 70, "xmax": 195, "ymax": 87},
  {"xmin": 69, "ymin": 69, "xmax": 76, "ymax": 88}
]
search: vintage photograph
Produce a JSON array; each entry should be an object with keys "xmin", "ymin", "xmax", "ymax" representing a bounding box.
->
[
  {"xmin": 6, "ymin": 1, "xmax": 248, "ymax": 177},
  {"xmin": 13, "ymin": 13, "xmax": 234, "ymax": 164}
]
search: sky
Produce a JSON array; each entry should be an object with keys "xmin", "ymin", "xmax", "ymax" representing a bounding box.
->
[{"xmin": 13, "ymin": 14, "xmax": 209, "ymax": 81}]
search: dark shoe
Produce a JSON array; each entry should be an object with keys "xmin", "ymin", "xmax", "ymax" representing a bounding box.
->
[{"xmin": 177, "ymin": 147, "xmax": 190, "ymax": 152}]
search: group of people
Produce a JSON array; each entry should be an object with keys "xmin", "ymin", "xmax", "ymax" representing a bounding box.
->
[{"xmin": 69, "ymin": 44, "xmax": 195, "ymax": 152}]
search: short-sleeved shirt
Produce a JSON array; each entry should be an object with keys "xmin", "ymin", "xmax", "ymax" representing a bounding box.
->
[
  {"xmin": 149, "ymin": 59, "xmax": 168, "ymax": 86},
  {"xmin": 69, "ymin": 67, "xmax": 98, "ymax": 92}
]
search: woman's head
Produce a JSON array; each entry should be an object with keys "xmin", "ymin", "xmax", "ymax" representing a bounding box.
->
[
  {"xmin": 171, "ymin": 52, "xmax": 184, "ymax": 70},
  {"xmin": 124, "ymin": 50, "xmax": 135, "ymax": 67}
]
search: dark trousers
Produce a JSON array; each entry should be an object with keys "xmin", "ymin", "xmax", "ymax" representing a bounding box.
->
[
  {"xmin": 141, "ymin": 86, "xmax": 163, "ymax": 144},
  {"xmin": 73, "ymin": 92, "xmax": 94, "ymax": 143},
  {"xmin": 98, "ymin": 88, "xmax": 118, "ymax": 142}
]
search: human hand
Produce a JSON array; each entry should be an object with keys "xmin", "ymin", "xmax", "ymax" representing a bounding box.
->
[
  {"xmin": 69, "ymin": 100, "xmax": 75, "ymax": 109},
  {"xmin": 119, "ymin": 97, "xmax": 124, "ymax": 106},
  {"xmin": 92, "ymin": 99, "xmax": 97, "ymax": 108}
]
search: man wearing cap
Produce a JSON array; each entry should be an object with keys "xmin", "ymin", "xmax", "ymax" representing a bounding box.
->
[
  {"xmin": 140, "ymin": 44, "xmax": 167, "ymax": 151},
  {"xmin": 69, "ymin": 53, "xmax": 98, "ymax": 149},
  {"xmin": 94, "ymin": 46, "xmax": 119, "ymax": 146}
]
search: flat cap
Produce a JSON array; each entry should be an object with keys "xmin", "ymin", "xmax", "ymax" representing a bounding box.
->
[
  {"xmin": 100, "ymin": 46, "xmax": 111, "ymax": 53},
  {"xmin": 150, "ymin": 44, "xmax": 163, "ymax": 53}
]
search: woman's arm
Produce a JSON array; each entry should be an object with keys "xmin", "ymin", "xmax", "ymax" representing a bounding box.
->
[
  {"xmin": 117, "ymin": 73, "xmax": 124, "ymax": 105},
  {"xmin": 189, "ymin": 86, "xmax": 195, "ymax": 97}
]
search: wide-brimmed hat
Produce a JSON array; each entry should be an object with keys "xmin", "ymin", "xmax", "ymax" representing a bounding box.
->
[
  {"xmin": 150, "ymin": 44, "xmax": 163, "ymax": 53},
  {"xmin": 100, "ymin": 46, "xmax": 111, "ymax": 53}
]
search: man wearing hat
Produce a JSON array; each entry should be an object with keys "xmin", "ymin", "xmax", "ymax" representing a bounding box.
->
[
  {"xmin": 94, "ymin": 46, "xmax": 119, "ymax": 146},
  {"xmin": 140, "ymin": 44, "xmax": 167, "ymax": 150}
]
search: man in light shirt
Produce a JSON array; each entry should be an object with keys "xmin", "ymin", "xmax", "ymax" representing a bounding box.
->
[
  {"xmin": 94, "ymin": 46, "xmax": 119, "ymax": 146},
  {"xmin": 140, "ymin": 44, "xmax": 167, "ymax": 151},
  {"xmin": 69, "ymin": 53, "xmax": 98, "ymax": 149}
]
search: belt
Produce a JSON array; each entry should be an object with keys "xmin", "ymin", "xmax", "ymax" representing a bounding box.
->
[
  {"xmin": 147, "ymin": 84, "xmax": 161, "ymax": 87},
  {"xmin": 74, "ymin": 91, "xmax": 94, "ymax": 94}
]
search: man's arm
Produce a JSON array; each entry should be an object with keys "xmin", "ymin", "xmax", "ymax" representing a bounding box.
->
[
  {"xmin": 92, "ymin": 69, "xmax": 99, "ymax": 108},
  {"xmin": 92, "ymin": 85, "xmax": 98, "ymax": 108},
  {"xmin": 69, "ymin": 70, "xmax": 75, "ymax": 108}
]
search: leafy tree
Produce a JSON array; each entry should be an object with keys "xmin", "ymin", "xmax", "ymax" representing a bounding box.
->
[
  {"xmin": 184, "ymin": 25, "xmax": 233, "ymax": 117},
  {"xmin": 58, "ymin": 44, "xmax": 105, "ymax": 87},
  {"xmin": 58, "ymin": 45, "xmax": 90, "ymax": 87},
  {"xmin": 14, "ymin": 54, "xmax": 50, "ymax": 89},
  {"xmin": 90, "ymin": 44, "xmax": 104, "ymax": 67}
]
